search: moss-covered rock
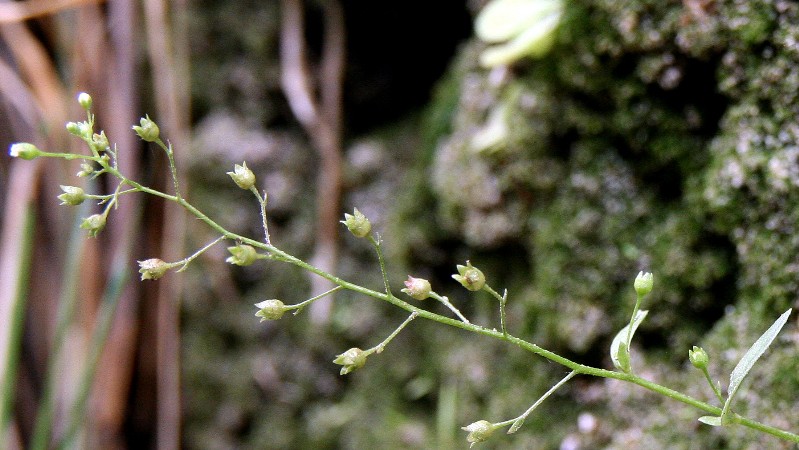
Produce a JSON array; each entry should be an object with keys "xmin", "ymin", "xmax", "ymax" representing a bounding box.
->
[{"xmin": 411, "ymin": 0, "xmax": 799, "ymax": 447}]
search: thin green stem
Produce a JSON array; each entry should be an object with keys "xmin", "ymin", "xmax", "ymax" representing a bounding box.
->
[
  {"xmin": 626, "ymin": 292, "xmax": 644, "ymax": 357},
  {"xmin": 142, "ymin": 189, "xmax": 799, "ymax": 444},
  {"xmin": 39, "ymin": 151, "xmax": 102, "ymax": 161},
  {"xmin": 34, "ymin": 144, "xmax": 799, "ymax": 445},
  {"xmin": 483, "ymin": 284, "xmax": 508, "ymax": 337},
  {"xmin": 366, "ymin": 311, "xmax": 418, "ymax": 355},
  {"xmin": 368, "ymin": 234, "xmax": 394, "ymax": 299},
  {"xmin": 494, "ymin": 370, "xmax": 577, "ymax": 431},
  {"xmin": 250, "ymin": 187, "xmax": 271, "ymax": 245},
  {"xmin": 156, "ymin": 139, "xmax": 181, "ymax": 199},
  {"xmin": 429, "ymin": 292, "xmax": 470, "ymax": 324},
  {"xmin": 701, "ymin": 367, "xmax": 725, "ymax": 405},
  {"xmin": 174, "ymin": 236, "xmax": 226, "ymax": 272},
  {"xmin": 288, "ymin": 286, "xmax": 344, "ymax": 315}
]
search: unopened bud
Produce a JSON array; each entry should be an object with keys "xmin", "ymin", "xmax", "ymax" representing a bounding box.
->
[
  {"xmin": 634, "ymin": 271, "xmax": 654, "ymax": 296},
  {"xmin": 688, "ymin": 346, "xmax": 709, "ymax": 370},
  {"xmin": 462, "ymin": 420, "xmax": 496, "ymax": 447},
  {"xmin": 91, "ymin": 131, "xmax": 109, "ymax": 153},
  {"xmin": 341, "ymin": 208, "xmax": 371, "ymax": 238},
  {"xmin": 8, "ymin": 143, "xmax": 42, "ymax": 160},
  {"xmin": 227, "ymin": 162, "xmax": 256, "ymax": 190},
  {"xmin": 226, "ymin": 244, "xmax": 258, "ymax": 266},
  {"xmin": 77, "ymin": 92, "xmax": 93, "ymax": 110},
  {"xmin": 452, "ymin": 261, "xmax": 486, "ymax": 291},
  {"xmin": 77, "ymin": 162, "xmax": 95, "ymax": 177},
  {"xmin": 80, "ymin": 214, "xmax": 106, "ymax": 237},
  {"xmin": 132, "ymin": 115, "xmax": 160, "ymax": 142},
  {"xmin": 58, "ymin": 186, "xmax": 87, "ymax": 206},
  {"xmin": 333, "ymin": 348, "xmax": 368, "ymax": 375},
  {"xmin": 138, "ymin": 258, "xmax": 170, "ymax": 280},
  {"xmin": 402, "ymin": 276, "xmax": 432, "ymax": 300},
  {"xmin": 254, "ymin": 299, "xmax": 287, "ymax": 321}
]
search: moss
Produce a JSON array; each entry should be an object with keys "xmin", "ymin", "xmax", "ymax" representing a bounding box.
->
[{"xmin": 411, "ymin": 0, "xmax": 798, "ymax": 447}]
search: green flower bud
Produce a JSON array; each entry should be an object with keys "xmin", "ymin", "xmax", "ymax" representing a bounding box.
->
[
  {"xmin": 333, "ymin": 348, "xmax": 368, "ymax": 375},
  {"xmin": 8, "ymin": 142, "xmax": 42, "ymax": 160},
  {"xmin": 91, "ymin": 131, "xmax": 109, "ymax": 153},
  {"xmin": 138, "ymin": 258, "xmax": 170, "ymax": 280},
  {"xmin": 80, "ymin": 213, "xmax": 106, "ymax": 237},
  {"xmin": 226, "ymin": 162, "xmax": 256, "ymax": 190},
  {"xmin": 401, "ymin": 276, "xmax": 432, "ymax": 300},
  {"xmin": 452, "ymin": 261, "xmax": 486, "ymax": 291},
  {"xmin": 461, "ymin": 420, "xmax": 496, "ymax": 448},
  {"xmin": 77, "ymin": 162, "xmax": 95, "ymax": 177},
  {"xmin": 688, "ymin": 345, "xmax": 709, "ymax": 370},
  {"xmin": 58, "ymin": 185, "xmax": 87, "ymax": 206},
  {"xmin": 254, "ymin": 299, "xmax": 288, "ymax": 321},
  {"xmin": 66, "ymin": 121, "xmax": 92, "ymax": 140},
  {"xmin": 226, "ymin": 244, "xmax": 258, "ymax": 266},
  {"xmin": 77, "ymin": 92, "xmax": 92, "ymax": 110},
  {"xmin": 340, "ymin": 208, "xmax": 371, "ymax": 238},
  {"xmin": 67, "ymin": 122, "xmax": 83, "ymax": 137},
  {"xmin": 634, "ymin": 271, "xmax": 654, "ymax": 296},
  {"xmin": 132, "ymin": 115, "xmax": 160, "ymax": 142}
]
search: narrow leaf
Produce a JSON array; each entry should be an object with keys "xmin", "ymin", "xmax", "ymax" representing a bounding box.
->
[
  {"xmin": 508, "ymin": 417, "xmax": 525, "ymax": 434},
  {"xmin": 721, "ymin": 309, "xmax": 792, "ymax": 422},
  {"xmin": 610, "ymin": 310, "xmax": 648, "ymax": 372},
  {"xmin": 698, "ymin": 416, "xmax": 722, "ymax": 427}
]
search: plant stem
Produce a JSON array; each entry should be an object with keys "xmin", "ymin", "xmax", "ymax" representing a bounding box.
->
[
  {"xmin": 44, "ymin": 149, "xmax": 799, "ymax": 445},
  {"xmin": 495, "ymin": 370, "xmax": 577, "ymax": 431},
  {"xmin": 368, "ymin": 311, "xmax": 418, "ymax": 355},
  {"xmin": 369, "ymin": 234, "xmax": 394, "ymax": 299},
  {"xmin": 429, "ymin": 292, "xmax": 470, "ymax": 324},
  {"xmin": 288, "ymin": 286, "xmax": 343, "ymax": 314}
]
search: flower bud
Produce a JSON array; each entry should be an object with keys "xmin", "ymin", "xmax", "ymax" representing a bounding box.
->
[
  {"xmin": 8, "ymin": 143, "xmax": 42, "ymax": 160},
  {"xmin": 77, "ymin": 162, "xmax": 95, "ymax": 177},
  {"xmin": 634, "ymin": 271, "xmax": 654, "ymax": 296},
  {"xmin": 66, "ymin": 121, "xmax": 92, "ymax": 140},
  {"xmin": 333, "ymin": 348, "xmax": 368, "ymax": 375},
  {"xmin": 254, "ymin": 299, "xmax": 288, "ymax": 321},
  {"xmin": 226, "ymin": 162, "xmax": 256, "ymax": 190},
  {"xmin": 461, "ymin": 420, "xmax": 496, "ymax": 447},
  {"xmin": 138, "ymin": 258, "xmax": 170, "ymax": 280},
  {"xmin": 80, "ymin": 213, "xmax": 106, "ymax": 237},
  {"xmin": 401, "ymin": 276, "xmax": 432, "ymax": 300},
  {"xmin": 688, "ymin": 345, "xmax": 709, "ymax": 370},
  {"xmin": 132, "ymin": 115, "xmax": 160, "ymax": 142},
  {"xmin": 452, "ymin": 261, "xmax": 486, "ymax": 291},
  {"xmin": 77, "ymin": 92, "xmax": 92, "ymax": 110},
  {"xmin": 91, "ymin": 131, "xmax": 109, "ymax": 153},
  {"xmin": 226, "ymin": 244, "xmax": 258, "ymax": 266},
  {"xmin": 58, "ymin": 185, "xmax": 87, "ymax": 206},
  {"xmin": 340, "ymin": 208, "xmax": 371, "ymax": 238},
  {"xmin": 66, "ymin": 121, "xmax": 82, "ymax": 136}
]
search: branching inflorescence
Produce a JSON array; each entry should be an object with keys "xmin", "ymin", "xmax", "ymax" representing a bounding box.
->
[{"xmin": 9, "ymin": 93, "xmax": 798, "ymax": 447}]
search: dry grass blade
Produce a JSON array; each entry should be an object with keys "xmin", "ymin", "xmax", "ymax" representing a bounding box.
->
[{"xmin": 0, "ymin": 0, "xmax": 105, "ymax": 24}]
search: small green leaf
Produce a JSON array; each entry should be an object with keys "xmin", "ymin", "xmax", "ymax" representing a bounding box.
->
[
  {"xmin": 508, "ymin": 417, "xmax": 525, "ymax": 434},
  {"xmin": 698, "ymin": 416, "xmax": 722, "ymax": 427},
  {"xmin": 610, "ymin": 310, "xmax": 648, "ymax": 372},
  {"xmin": 720, "ymin": 308, "xmax": 792, "ymax": 423}
]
